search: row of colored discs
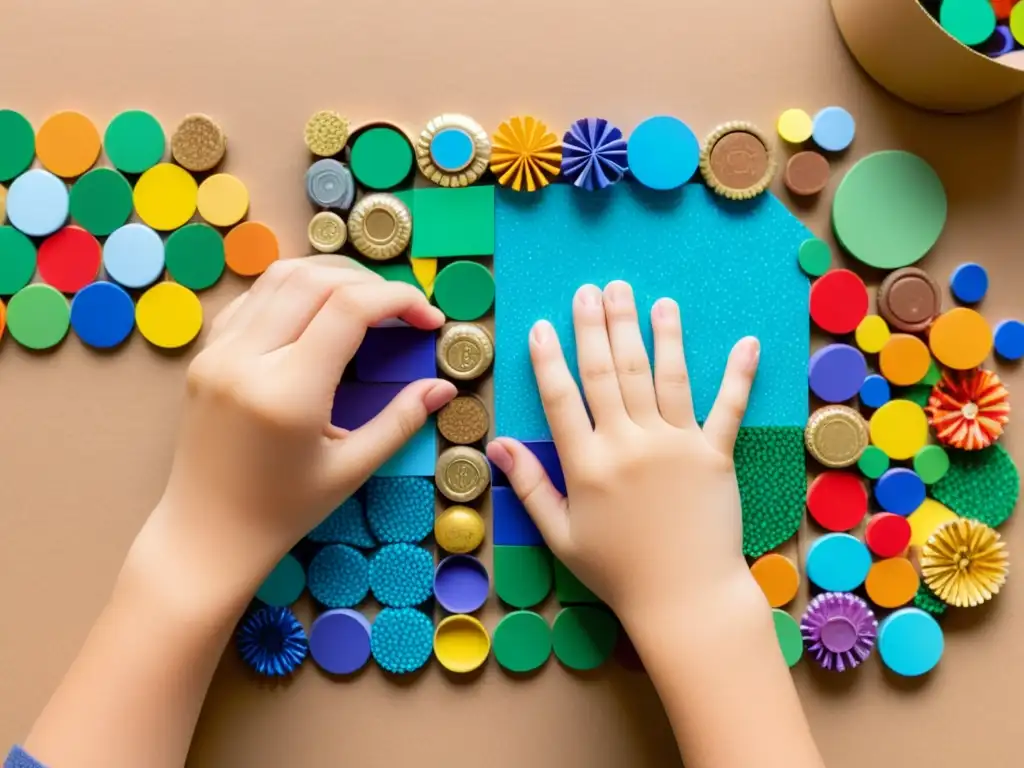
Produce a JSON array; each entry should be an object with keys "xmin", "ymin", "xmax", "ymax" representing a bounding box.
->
[
  {"xmin": 303, "ymin": 110, "xmax": 777, "ymax": 198},
  {"xmin": 926, "ymin": 0, "xmax": 1024, "ymax": 56}
]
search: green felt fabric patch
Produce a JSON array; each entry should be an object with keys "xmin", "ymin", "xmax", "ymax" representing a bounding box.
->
[
  {"xmin": 930, "ymin": 444, "xmax": 1019, "ymax": 528},
  {"xmin": 406, "ymin": 185, "xmax": 495, "ymax": 258},
  {"xmin": 734, "ymin": 426, "xmax": 806, "ymax": 558}
]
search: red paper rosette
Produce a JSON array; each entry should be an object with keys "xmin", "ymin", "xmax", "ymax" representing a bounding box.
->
[{"xmin": 926, "ymin": 369, "xmax": 1010, "ymax": 451}]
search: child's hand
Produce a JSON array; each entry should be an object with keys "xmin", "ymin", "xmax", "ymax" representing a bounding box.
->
[
  {"xmin": 487, "ymin": 281, "xmax": 761, "ymax": 620},
  {"xmin": 137, "ymin": 257, "xmax": 456, "ymax": 598}
]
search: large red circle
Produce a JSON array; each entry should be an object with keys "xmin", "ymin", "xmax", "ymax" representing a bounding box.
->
[
  {"xmin": 810, "ymin": 269, "xmax": 869, "ymax": 335},
  {"xmin": 806, "ymin": 471, "xmax": 867, "ymax": 532},
  {"xmin": 865, "ymin": 513, "xmax": 912, "ymax": 558},
  {"xmin": 37, "ymin": 226, "xmax": 102, "ymax": 294}
]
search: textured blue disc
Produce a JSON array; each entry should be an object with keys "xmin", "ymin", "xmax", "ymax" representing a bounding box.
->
[
  {"xmin": 307, "ymin": 496, "xmax": 376, "ymax": 548},
  {"xmin": 430, "ymin": 128, "xmax": 474, "ymax": 172},
  {"xmin": 859, "ymin": 373, "xmax": 891, "ymax": 409},
  {"xmin": 371, "ymin": 607, "xmax": 434, "ymax": 674},
  {"xmin": 308, "ymin": 544, "xmax": 370, "ymax": 608},
  {"xmin": 874, "ymin": 468, "xmax": 926, "ymax": 516},
  {"xmin": 366, "ymin": 476, "xmax": 435, "ymax": 544},
  {"xmin": 812, "ymin": 107, "xmax": 856, "ymax": 152},
  {"xmin": 236, "ymin": 606, "xmax": 308, "ymax": 677},
  {"xmin": 994, "ymin": 319, "xmax": 1024, "ymax": 361},
  {"xmin": 370, "ymin": 544, "xmax": 434, "ymax": 607},
  {"xmin": 627, "ymin": 116, "xmax": 700, "ymax": 191},
  {"xmin": 949, "ymin": 262, "xmax": 988, "ymax": 304},
  {"xmin": 103, "ymin": 223, "xmax": 165, "ymax": 289},
  {"xmin": 70, "ymin": 281, "xmax": 135, "ymax": 349},
  {"xmin": 878, "ymin": 608, "xmax": 944, "ymax": 677},
  {"xmin": 806, "ymin": 533, "xmax": 871, "ymax": 592},
  {"xmin": 6, "ymin": 169, "xmax": 69, "ymax": 237}
]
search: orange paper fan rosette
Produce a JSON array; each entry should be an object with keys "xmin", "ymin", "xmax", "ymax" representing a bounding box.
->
[{"xmin": 926, "ymin": 369, "xmax": 1010, "ymax": 451}]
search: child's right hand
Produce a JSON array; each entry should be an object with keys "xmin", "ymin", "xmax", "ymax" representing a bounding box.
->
[{"xmin": 487, "ymin": 281, "xmax": 763, "ymax": 622}]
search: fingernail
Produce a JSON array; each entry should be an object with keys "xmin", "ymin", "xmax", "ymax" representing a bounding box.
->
[
  {"xmin": 741, "ymin": 337, "xmax": 761, "ymax": 371},
  {"xmin": 486, "ymin": 441, "xmax": 514, "ymax": 474},
  {"xmin": 531, "ymin": 320, "xmax": 553, "ymax": 345},
  {"xmin": 576, "ymin": 285, "xmax": 601, "ymax": 308},
  {"xmin": 606, "ymin": 281, "xmax": 631, "ymax": 305},
  {"xmin": 424, "ymin": 381, "xmax": 457, "ymax": 412},
  {"xmin": 653, "ymin": 298, "xmax": 678, "ymax": 322}
]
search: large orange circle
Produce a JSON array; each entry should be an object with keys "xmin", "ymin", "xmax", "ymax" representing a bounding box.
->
[
  {"xmin": 224, "ymin": 221, "xmax": 279, "ymax": 277},
  {"xmin": 929, "ymin": 307, "xmax": 993, "ymax": 370},
  {"xmin": 750, "ymin": 553, "xmax": 800, "ymax": 608},
  {"xmin": 36, "ymin": 111, "xmax": 102, "ymax": 178},
  {"xmin": 879, "ymin": 333, "xmax": 931, "ymax": 386},
  {"xmin": 865, "ymin": 557, "xmax": 919, "ymax": 609}
]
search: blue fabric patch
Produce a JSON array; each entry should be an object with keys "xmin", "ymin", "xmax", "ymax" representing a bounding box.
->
[
  {"xmin": 5, "ymin": 747, "xmax": 47, "ymax": 768},
  {"xmin": 494, "ymin": 183, "xmax": 810, "ymax": 438}
]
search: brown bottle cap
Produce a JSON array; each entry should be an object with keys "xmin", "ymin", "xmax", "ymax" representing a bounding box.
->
[
  {"xmin": 436, "ymin": 446, "xmax": 491, "ymax": 503},
  {"xmin": 437, "ymin": 393, "xmax": 490, "ymax": 445},
  {"xmin": 805, "ymin": 405, "xmax": 869, "ymax": 468},
  {"xmin": 877, "ymin": 267, "xmax": 942, "ymax": 333},
  {"xmin": 699, "ymin": 122, "xmax": 776, "ymax": 200},
  {"xmin": 171, "ymin": 114, "xmax": 226, "ymax": 173},
  {"xmin": 784, "ymin": 151, "xmax": 830, "ymax": 196},
  {"xmin": 437, "ymin": 322, "xmax": 494, "ymax": 381}
]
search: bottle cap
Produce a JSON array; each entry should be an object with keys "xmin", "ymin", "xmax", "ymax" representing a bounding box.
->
[
  {"xmin": 436, "ymin": 322, "xmax": 494, "ymax": 381},
  {"xmin": 805, "ymin": 405, "xmax": 869, "ymax": 468},
  {"xmin": 416, "ymin": 114, "xmax": 491, "ymax": 187},
  {"xmin": 436, "ymin": 445, "xmax": 491, "ymax": 503},
  {"xmin": 348, "ymin": 193, "xmax": 412, "ymax": 261}
]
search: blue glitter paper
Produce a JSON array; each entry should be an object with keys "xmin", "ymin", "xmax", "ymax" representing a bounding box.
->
[
  {"xmin": 236, "ymin": 606, "xmax": 308, "ymax": 677},
  {"xmin": 307, "ymin": 544, "xmax": 370, "ymax": 608},
  {"xmin": 561, "ymin": 118, "xmax": 628, "ymax": 191},
  {"xmin": 371, "ymin": 607, "xmax": 434, "ymax": 674},
  {"xmin": 369, "ymin": 543, "xmax": 434, "ymax": 607},
  {"xmin": 307, "ymin": 496, "xmax": 377, "ymax": 549},
  {"xmin": 366, "ymin": 476, "xmax": 435, "ymax": 543},
  {"xmin": 494, "ymin": 183, "xmax": 810, "ymax": 438}
]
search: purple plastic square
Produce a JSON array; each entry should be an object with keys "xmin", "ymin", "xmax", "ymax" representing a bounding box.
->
[
  {"xmin": 493, "ymin": 486, "xmax": 545, "ymax": 546},
  {"xmin": 332, "ymin": 382, "xmax": 405, "ymax": 430},
  {"xmin": 492, "ymin": 440, "xmax": 566, "ymax": 494},
  {"xmin": 356, "ymin": 327, "xmax": 437, "ymax": 383}
]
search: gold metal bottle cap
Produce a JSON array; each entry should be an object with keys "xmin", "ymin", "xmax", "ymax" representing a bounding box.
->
[
  {"xmin": 304, "ymin": 110, "xmax": 351, "ymax": 158},
  {"xmin": 436, "ymin": 323, "xmax": 494, "ymax": 381},
  {"xmin": 307, "ymin": 211, "xmax": 347, "ymax": 253},
  {"xmin": 805, "ymin": 405, "xmax": 869, "ymax": 468},
  {"xmin": 171, "ymin": 114, "xmax": 227, "ymax": 173},
  {"xmin": 436, "ymin": 446, "xmax": 491, "ymax": 503},
  {"xmin": 415, "ymin": 114, "xmax": 491, "ymax": 188},
  {"xmin": 437, "ymin": 393, "xmax": 490, "ymax": 445},
  {"xmin": 434, "ymin": 505, "xmax": 486, "ymax": 554},
  {"xmin": 347, "ymin": 193, "xmax": 412, "ymax": 261},
  {"xmin": 699, "ymin": 121, "xmax": 776, "ymax": 201}
]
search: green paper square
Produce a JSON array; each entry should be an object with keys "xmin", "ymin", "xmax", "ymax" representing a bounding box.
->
[
  {"xmin": 409, "ymin": 185, "xmax": 495, "ymax": 258},
  {"xmin": 554, "ymin": 558, "xmax": 601, "ymax": 605}
]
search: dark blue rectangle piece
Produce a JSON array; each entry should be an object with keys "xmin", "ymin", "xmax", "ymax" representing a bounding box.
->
[
  {"xmin": 356, "ymin": 327, "xmax": 437, "ymax": 383},
  {"xmin": 493, "ymin": 486, "xmax": 545, "ymax": 546}
]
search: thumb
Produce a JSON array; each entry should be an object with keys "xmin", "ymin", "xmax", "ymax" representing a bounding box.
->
[
  {"xmin": 329, "ymin": 379, "xmax": 456, "ymax": 486},
  {"xmin": 486, "ymin": 438, "xmax": 571, "ymax": 554}
]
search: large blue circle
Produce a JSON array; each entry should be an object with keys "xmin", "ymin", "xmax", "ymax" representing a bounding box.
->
[
  {"xmin": 627, "ymin": 116, "xmax": 700, "ymax": 191},
  {"xmin": 6, "ymin": 169, "xmax": 69, "ymax": 237},
  {"xmin": 371, "ymin": 607, "xmax": 434, "ymax": 674},
  {"xmin": 70, "ymin": 282, "xmax": 135, "ymax": 349},
  {"xmin": 430, "ymin": 128, "xmax": 474, "ymax": 172},
  {"xmin": 806, "ymin": 533, "xmax": 871, "ymax": 592},
  {"xmin": 874, "ymin": 468, "xmax": 926, "ymax": 516},
  {"xmin": 812, "ymin": 107, "xmax": 856, "ymax": 152},
  {"xmin": 308, "ymin": 544, "xmax": 369, "ymax": 609},
  {"xmin": 878, "ymin": 608, "xmax": 944, "ymax": 677},
  {"xmin": 103, "ymin": 223, "xmax": 165, "ymax": 289}
]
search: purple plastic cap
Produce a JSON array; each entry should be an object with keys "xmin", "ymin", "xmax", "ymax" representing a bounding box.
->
[
  {"xmin": 309, "ymin": 609, "xmax": 372, "ymax": 675},
  {"xmin": 801, "ymin": 592, "xmax": 877, "ymax": 672},
  {"xmin": 434, "ymin": 554, "xmax": 490, "ymax": 614}
]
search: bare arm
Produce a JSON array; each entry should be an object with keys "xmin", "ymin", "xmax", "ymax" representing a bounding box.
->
[{"xmin": 488, "ymin": 281, "xmax": 824, "ymax": 768}]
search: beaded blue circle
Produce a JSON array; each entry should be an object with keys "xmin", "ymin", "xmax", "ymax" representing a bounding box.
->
[
  {"xmin": 307, "ymin": 496, "xmax": 376, "ymax": 549},
  {"xmin": 370, "ymin": 544, "xmax": 434, "ymax": 607},
  {"xmin": 236, "ymin": 606, "xmax": 308, "ymax": 677},
  {"xmin": 371, "ymin": 607, "xmax": 434, "ymax": 674},
  {"xmin": 307, "ymin": 544, "xmax": 370, "ymax": 608},
  {"xmin": 366, "ymin": 477, "xmax": 434, "ymax": 544}
]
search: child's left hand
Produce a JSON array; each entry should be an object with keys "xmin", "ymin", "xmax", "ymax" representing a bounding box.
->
[{"xmin": 131, "ymin": 257, "xmax": 455, "ymax": 603}]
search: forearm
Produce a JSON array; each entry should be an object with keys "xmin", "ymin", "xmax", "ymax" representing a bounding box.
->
[
  {"xmin": 624, "ymin": 573, "xmax": 825, "ymax": 768},
  {"xmin": 23, "ymin": 507, "xmax": 252, "ymax": 768}
]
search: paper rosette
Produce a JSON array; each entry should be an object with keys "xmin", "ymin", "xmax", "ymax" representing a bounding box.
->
[
  {"xmin": 926, "ymin": 369, "xmax": 1010, "ymax": 451},
  {"xmin": 921, "ymin": 517, "xmax": 1009, "ymax": 607}
]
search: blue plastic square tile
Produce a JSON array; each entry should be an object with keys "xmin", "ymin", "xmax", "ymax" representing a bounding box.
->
[
  {"xmin": 493, "ymin": 486, "xmax": 545, "ymax": 545},
  {"xmin": 356, "ymin": 327, "xmax": 437, "ymax": 383},
  {"xmin": 494, "ymin": 184, "xmax": 810, "ymax": 439},
  {"xmin": 491, "ymin": 440, "xmax": 566, "ymax": 494},
  {"xmin": 376, "ymin": 421, "xmax": 436, "ymax": 477}
]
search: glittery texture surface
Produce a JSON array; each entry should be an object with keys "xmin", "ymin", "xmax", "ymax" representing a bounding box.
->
[
  {"xmin": 307, "ymin": 496, "xmax": 376, "ymax": 549},
  {"xmin": 494, "ymin": 183, "xmax": 810, "ymax": 439},
  {"xmin": 913, "ymin": 582, "xmax": 948, "ymax": 616},
  {"xmin": 734, "ymin": 426, "xmax": 807, "ymax": 556},
  {"xmin": 371, "ymin": 607, "xmax": 434, "ymax": 674},
  {"xmin": 370, "ymin": 543, "xmax": 434, "ymax": 607},
  {"xmin": 800, "ymin": 593, "xmax": 877, "ymax": 672},
  {"xmin": 930, "ymin": 444, "xmax": 1019, "ymax": 528},
  {"xmin": 365, "ymin": 476, "xmax": 435, "ymax": 543},
  {"xmin": 236, "ymin": 606, "xmax": 308, "ymax": 677},
  {"xmin": 307, "ymin": 544, "xmax": 370, "ymax": 608}
]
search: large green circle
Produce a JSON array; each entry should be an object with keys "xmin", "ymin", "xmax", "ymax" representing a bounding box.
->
[
  {"xmin": 6, "ymin": 284, "xmax": 71, "ymax": 350},
  {"xmin": 493, "ymin": 611, "xmax": 552, "ymax": 673},
  {"xmin": 69, "ymin": 168, "xmax": 133, "ymax": 236},
  {"xmin": 0, "ymin": 226, "xmax": 37, "ymax": 295},
  {"xmin": 349, "ymin": 126, "xmax": 414, "ymax": 190},
  {"xmin": 165, "ymin": 223, "xmax": 226, "ymax": 290},
  {"xmin": 433, "ymin": 260, "xmax": 495, "ymax": 321},
  {"xmin": 940, "ymin": 0, "xmax": 996, "ymax": 46},
  {"xmin": 552, "ymin": 606, "xmax": 618, "ymax": 671},
  {"xmin": 104, "ymin": 110, "xmax": 166, "ymax": 174},
  {"xmin": 0, "ymin": 110, "xmax": 35, "ymax": 182},
  {"xmin": 832, "ymin": 151, "xmax": 946, "ymax": 270}
]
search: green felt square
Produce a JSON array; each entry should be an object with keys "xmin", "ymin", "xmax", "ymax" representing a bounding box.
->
[
  {"xmin": 734, "ymin": 426, "xmax": 806, "ymax": 558},
  {"xmin": 408, "ymin": 185, "xmax": 495, "ymax": 258},
  {"xmin": 554, "ymin": 558, "xmax": 600, "ymax": 605}
]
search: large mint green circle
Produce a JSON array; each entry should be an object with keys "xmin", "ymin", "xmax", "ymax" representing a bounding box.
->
[
  {"xmin": 0, "ymin": 110, "xmax": 35, "ymax": 182},
  {"xmin": 940, "ymin": 0, "xmax": 996, "ymax": 47},
  {"xmin": 256, "ymin": 553, "xmax": 306, "ymax": 607},
  {"xmin": 6, "ymin": 284, "xmax": 71, "ymax": 350},
  {"xmin": 832, "ymin": 151, "xmax": 946, "ymax": 270},
  {"xmin": 0, "ymin": 226, "xmax": 37, "ymax": 295},
  {"xmin": 349, "ymin": 126, "xmax": 414, "ymax": 190},
  {"xmin": 104, "ymin": 110, "xmax": 166, "ymax": 174}
]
